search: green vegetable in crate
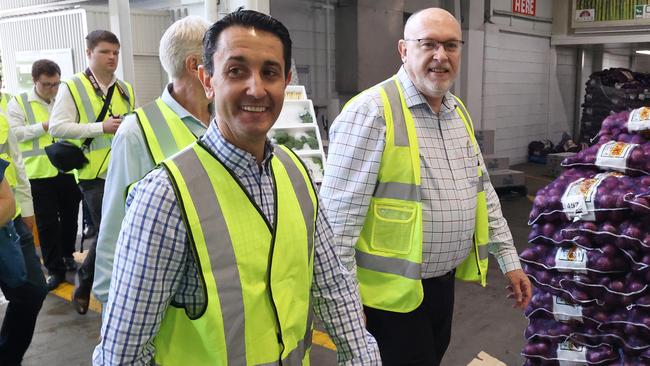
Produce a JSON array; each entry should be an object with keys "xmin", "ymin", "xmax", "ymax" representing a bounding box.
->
[
  {"xmin": 312, "ymin": 157, "xmax": 323, "ymax": 170},
  {"xmin": 273, "ymin": 131, "xmax": 291, "ymax": 145},
  {"xmin": 299, "ymin": 110, "xmax": 313, "ymax": 124}
]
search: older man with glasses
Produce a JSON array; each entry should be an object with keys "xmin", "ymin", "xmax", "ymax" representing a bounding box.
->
[
  {"xmin": 7, "ymin": 59, "xmax": 82, "ymax": 292},
  {"xmin": 321, "ymin": 7, "xmax": 531, "ymax": 365}
]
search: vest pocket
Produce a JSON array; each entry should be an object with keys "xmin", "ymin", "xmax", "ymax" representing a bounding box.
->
[{"xmin": 370, "ymin": 201, "xmax": 416, "ymax": 254}]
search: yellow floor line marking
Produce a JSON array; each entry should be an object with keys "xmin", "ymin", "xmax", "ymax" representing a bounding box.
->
[
  {"xmin": 524, "ymin": 174, "xmax": 553, "ymax": 183},
  {"xmin": 51, "ymin": 282, "xmax": 102, "ymax": 314},
  {"xmin": 313, "ymin": 330, "xmax": 336, "ymax": 351}
]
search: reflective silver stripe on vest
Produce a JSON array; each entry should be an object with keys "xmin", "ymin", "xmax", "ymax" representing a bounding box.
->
[
  {"xmin": 380, "ymin": 79, "xmax": 409, "ymax": 147},
  {"xmin": 477, "ymin": 173, "xmax": 490, "ymax": 194},
  {"xmin": 20, "ymin": 94, "xmax": 37, "ymax": 125},
  {"xmin": 18, "ymin": 94, "xmax": 44, "ymax": 158},
  {"xmin": 171, "ymin": 148, "xmax": 247, "ymax": 365},
  {"xmin": 356, "ymin": 250, "xmax": 420, "ymax": 280},
  {"xmin": 70, "ymin": 77, "xmax": 97, "ymax": 122},
  {"xmin": 139, "ymin": 100, "xmax": 179, "ymax": 163},
  {"xmin": 272, "ymin": 146, "xmax": 315, "ymax": 261},
  {"xmin": 116, "ymin": 80, "xmax": 133, "ymax": 112},
  {"xmin": 478, "ymin": 244, "xmax": 489, "ymax": 260},
  {"xmin": 375, "ymin": 181, "xmax": 420, "ymax": 201}
]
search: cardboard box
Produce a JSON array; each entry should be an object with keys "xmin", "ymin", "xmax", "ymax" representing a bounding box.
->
[
  {"xmin": 546, "ymin": 152, "xmax": 576, "ymax": 177},
  {"xmin": 483, "ymin": 155, "xmax": 509, "ymax": 171},
  {"xmin": 467, "ymin": 351, "xmax": 506, "ymax": 366},
  {"xmin": 475, "ymin": 130, "xmax": 495, "ymax": 155},
  {"xmin": 489, "ymin": 169, "xmax": 525, "ymax": 188}
]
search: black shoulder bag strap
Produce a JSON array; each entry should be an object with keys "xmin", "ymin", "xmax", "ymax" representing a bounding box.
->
[{"xmin": 81, "ymin": 69, "xmax": 117, "ymax": 149}]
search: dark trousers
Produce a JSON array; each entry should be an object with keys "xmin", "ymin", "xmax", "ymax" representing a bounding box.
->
[
  {"xmin": 0, "ymin": 217, "xmax": 48, "ymax": 366},
  {"xmin": 77, "ymin": 178, "xmax": 104, "ymax": 284},
  {"xmin": 364, "ymin": 271, "xmax": 456, "ymax": 366},
  {"xmin": 31, "ymin": 173, "xmax": 81, "ymax": 276}
]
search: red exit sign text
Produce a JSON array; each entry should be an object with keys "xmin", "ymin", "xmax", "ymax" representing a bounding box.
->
[{"xmin": 512, "ymin": 0, "xmax": 536, "ymax": 16}]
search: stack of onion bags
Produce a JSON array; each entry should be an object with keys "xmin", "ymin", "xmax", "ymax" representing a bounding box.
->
[{"xmin": 522, "ymin": 106, "xmax": 650, "ymax": 365}]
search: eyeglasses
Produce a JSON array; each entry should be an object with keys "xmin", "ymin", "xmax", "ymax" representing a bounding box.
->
[
  {"xmin": 403, "ymin": 39, "xmax": 465, "ymax": 53},
  {"xmin": 37, "ymin": 81, "xmax": 61, "ymax": 88}
]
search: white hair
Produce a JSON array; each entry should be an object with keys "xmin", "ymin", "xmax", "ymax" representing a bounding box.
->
[{"xmin": 159, "ymin": 15, "xmax": 210, "ymax": 80}]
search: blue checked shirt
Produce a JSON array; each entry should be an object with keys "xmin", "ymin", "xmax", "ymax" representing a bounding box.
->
[
  {"xmin": 321, "ymin": 67, "xmax": 522, "ymax": 280},
  {"xmin": 93, "ymin": 123, "xmax": 381, "ymax": 365}
]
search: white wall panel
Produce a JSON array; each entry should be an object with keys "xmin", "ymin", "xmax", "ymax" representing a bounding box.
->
[
  {"xmin": 633, "ymin": 55, "xmax": 650, "ymax": 73},
  {"xmin": 133, "ymin": 55, "xmax": 165, "ymax": 106},
  {"xmin": 482, "ymin": 28, "xmax": 551, "ymax": 164},
  {"xmin": 0, "ymin": 8, "xmax": 87, "ymax": 93},
  {"xmin": 602, "ymin": 52, "xmax": 630, "ymax": 70}
]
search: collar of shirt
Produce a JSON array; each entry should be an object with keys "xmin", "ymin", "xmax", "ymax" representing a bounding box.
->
[
  {"xmin": 28, "ymin": 87, "xmax": 54, "ymax": 105},
  {"xmin": 199, "ymin": 122, "xmax": 274, "ymax": 178},
  {"xmin": 88, "ymin": 67, "xmax": 117, "ymax": 93},
  {"xmin": 397, "ymin": 66, "xmax": 458, "ymax": 114},
  {"xmin": 161, "ymin": 83, "xmax": 206, "ymax": 137}
]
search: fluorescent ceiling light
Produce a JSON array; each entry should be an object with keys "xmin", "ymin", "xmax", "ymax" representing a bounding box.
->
[{"xmin": 636, "ymin": 50, "xmax": 650, "ymax": 55}]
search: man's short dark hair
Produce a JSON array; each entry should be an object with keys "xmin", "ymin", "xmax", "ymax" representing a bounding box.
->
[
  {"xmin": 203, "ymin": 9, "xmax": 292, "ymax": 78},
  {"xmin": 31, "ymin": 59, "xmax": 61, "ymax": 79},
  {"xmin": 86, "ymin": 30, "xmax": 120, "ymax": 50}
]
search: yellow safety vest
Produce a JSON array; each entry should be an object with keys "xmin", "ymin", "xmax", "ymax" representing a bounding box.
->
[
  {"xmin": 64, "ymin": 72, "xmax": 134, "ymax": 180},
  {"xmin": 154, "ymin": 142, "xmax": 317, "ymax": 365},
  {"xmin": 0, "ymin": 114, "xmax": 20, "ymax": 218},
  {"xmin": 354, "ymin": 76, "xmax": 489, "ymax": 313},
  {"xmin": 0, "ymin": 92, "xmax": 12, "ymax": 114},
  {"xmin": 135, "ymin": 98, "xmax": 198, "ymax": 165},
  {"xmin": 14, "ymin": 93, "xmax": 60, "ymax": 179}
]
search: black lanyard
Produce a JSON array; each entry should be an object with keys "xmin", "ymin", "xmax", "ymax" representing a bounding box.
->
[{"xmin": 83, "ymin": 68, "xmax": 130, "ymax": 112}]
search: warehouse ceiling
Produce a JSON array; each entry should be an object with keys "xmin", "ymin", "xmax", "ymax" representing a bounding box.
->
[{"xmin": 575, "ymin": 42, "xmax": 650, "ymax": 57}]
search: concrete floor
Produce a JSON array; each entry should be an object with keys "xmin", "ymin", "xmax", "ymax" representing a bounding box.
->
[{"xmin": 0, "ymin": 162, "xmax": 550, "ymax": 365}]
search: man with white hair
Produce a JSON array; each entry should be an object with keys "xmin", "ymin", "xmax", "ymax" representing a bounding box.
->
[
  {"xmin": 92, "ymin": 15, "xmax": 212, "ymax": 306},
  {"xmin": 322, "ymin": 8, "xmax": 531, "ymax": 365}
]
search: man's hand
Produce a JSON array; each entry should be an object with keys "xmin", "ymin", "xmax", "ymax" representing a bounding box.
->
[
  {"xmin": 102, "ymin": 116, "xmax": 122, "ymax": 134},
  {"xmin": 505, "ymin": 269, "xmax": 532, "ymax": 310},
  {"xmin": 22, "ymin": 215, "xmax": 36, "ymax": 232}
]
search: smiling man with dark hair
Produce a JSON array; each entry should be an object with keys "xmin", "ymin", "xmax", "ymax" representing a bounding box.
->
[{"xmin": 94, "ymin": 10, "xmax": 379, "ymax": 366}]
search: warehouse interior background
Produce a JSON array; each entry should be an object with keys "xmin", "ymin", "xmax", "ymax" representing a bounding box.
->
[
  {"xmin": 2, "ymin": 0, "xmax": 650, "ymax": 165},
  {"xmin": 3, "ymin": 1, "xmax": 650, "ymax": 365}
]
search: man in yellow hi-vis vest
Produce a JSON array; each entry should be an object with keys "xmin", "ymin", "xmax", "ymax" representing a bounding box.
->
[
  {"xmin": 93, "ymin": 16, "xmax": 212, "ymax": 307},
  {"xmin": 50, "ymin": 29, "xmax": 135, "ymax": 314},
  {"xmin": 322, "ymin": 8, "xmax": 532, "ymax": 365},
  {"xmin": 0, "ymin": 114, "xmax": 47, "ymax": 365},
  {"xmin": 93, "ymin": 10, "xmax": 379, "ymax": 365},
  {"xmin": 7, "ymin": 59, "xmax": 82, "ymax": 292}
]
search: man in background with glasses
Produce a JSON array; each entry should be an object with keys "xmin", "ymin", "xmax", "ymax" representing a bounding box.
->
[
  {"xmin": 7, "ymin": 59, "xmax": 82, "ymax": 292},
  {"xmin": 321, "ymin": 7, "xmax": 531, "ymax": 365}
]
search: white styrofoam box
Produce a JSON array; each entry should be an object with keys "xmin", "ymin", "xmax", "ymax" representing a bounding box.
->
[
  {"xmin": 285, "ymin": 85, "xmax": 307, "ymax": 100},
  {"xmin": 276, "ymin": 100, "xmax": 317, "ymax": 127},
  {"xmin": 296, "ymin": 151, "xmax": 325, "ymax": 182},
  {"xmin": 546, "ymin": 152, "xmax": 576, "ymax": 177},
  {"xmin": 483, "ymin": 155, "xmax": 509, "ymax": 171},
  {"xmin": 489, "ymin": 169, "xmax": 525, "ymax": 188}
]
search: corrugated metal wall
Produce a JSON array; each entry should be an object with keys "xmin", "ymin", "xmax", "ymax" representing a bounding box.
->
[
  {"xmin": 2, "ymin": 0, "xmax": 70, "ymax": 11},
  {"xmin": 0, "ymin": 8, "xmax": 88, "ymax": 93},
  {"xmin": 0, "ymin": 5, "xmax": 170, "ymax": 104}
]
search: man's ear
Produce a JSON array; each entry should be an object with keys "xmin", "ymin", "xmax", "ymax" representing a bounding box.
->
[
  {"xmin": 185, "ymin": 55, "xmax": 200, "ymax": 73},
  {"xmin": 86, "ymin": 48, "xmax": 92, "ymax": 59},
  {"xmin": 198, "ymin": 65, "xmax": 214, "ymax": 100},
  {"xmin": 398, "ymin": 40, "xmax": 407, "ymax": 63},
  {"xmin": 285, "ymin": 70, "xmax": 292, "ymax": 85}
]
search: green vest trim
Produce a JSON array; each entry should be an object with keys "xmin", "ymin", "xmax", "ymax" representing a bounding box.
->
[
  {"xmin": 154, "ymin": 142, "xmax": 316, "ymax": 365},
  {"xmin": 135, "ymin": 98, "xmax": 197, "ymax": 165},
  {"xmin": 65, "ymin": 72, "xmax": 135, "ymax": 180},
  {"xmin": 15, "ymin": 93, "xmax": 59, "ymax": 179}
]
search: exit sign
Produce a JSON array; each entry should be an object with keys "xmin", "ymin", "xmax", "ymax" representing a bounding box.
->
[{"xmin": 513, "ymin": 0, "xmax": 536, "ymax": 16}]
